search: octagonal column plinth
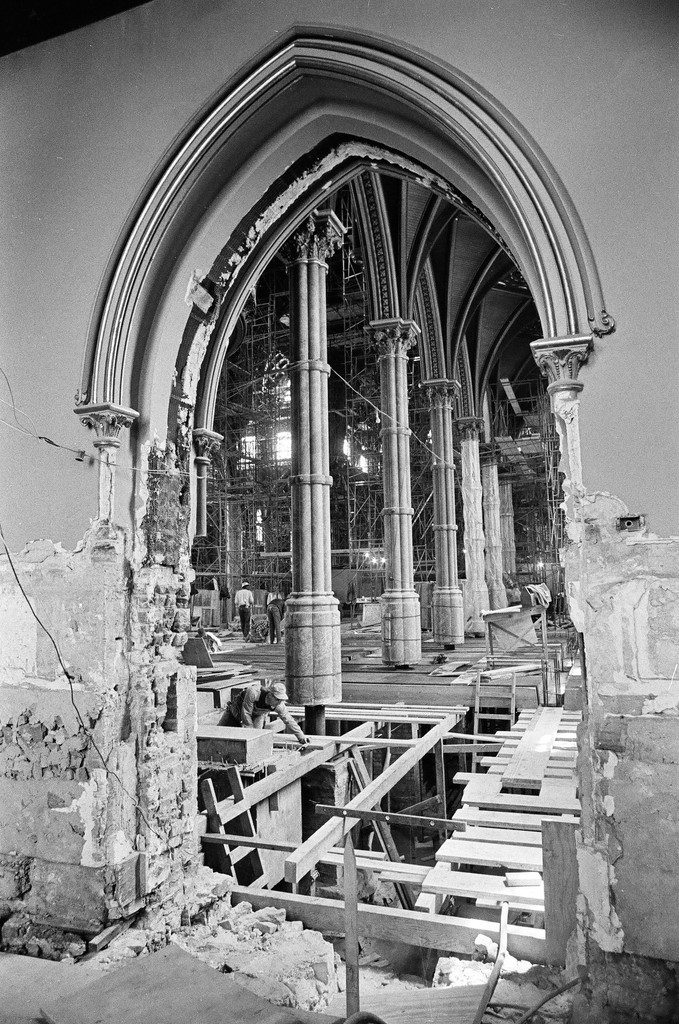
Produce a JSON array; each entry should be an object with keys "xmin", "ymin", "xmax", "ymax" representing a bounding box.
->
[
  {"xmin": 368, "ymin": 318, "xmax": 422, "ymax": 667},
  {"xmin": 423, "ymin": 379, "xmax": 464, "ymax": 647},
  {"xmin": 458, "ymin": 417, "xmax": 490, "ymax": 635},
  {"xmin": 284, "ymin": 212, "xmax": 345, "ymax": 714},
  {"xmin": 481, "ymin": 454, "xmax": 508, "ymax": 610},
  {"xmin": 193, "ymin": 428, "xmax": 223, "ymax": 538},
  {"xmin": 75, "ymin": 402, "xmax": 139, "ymax": 522}
]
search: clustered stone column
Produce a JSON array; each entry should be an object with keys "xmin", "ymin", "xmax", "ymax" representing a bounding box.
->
[
  {"xmin": 481, "ymin": 452, "xmax": 508, "ymax": 610},
  {"xmin": 368, "ymin": 318, "xmax": 422, "ymax": 667},
  {"xmin": 499, "ymin": 479, "xmax": 517, "ymax": 577},
  {"xmin": 285, "ymin": 211, "xmax": 345, "ymax": 733},
  {"xmin": 457, "ymin": 416, "xmax": 490, "ymax": 635},
  {"xmin": 192, "ymin": 428, "xmax": 223, "ymax": 538},
  {"xmin": 423, "ymin": 378, "xmax": 464, "ymax": 647},
  {"xmin": 75, "ymin": 402, "xmax": 139, "ymax": 521}
]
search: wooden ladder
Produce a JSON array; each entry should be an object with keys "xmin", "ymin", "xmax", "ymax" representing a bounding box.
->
[
  {"xmin": 472, "ymin": 668, "xmax": 517, "ymax": 772},
  {"xmin": 201, "ymin": 766, "xmax": 268, "ymax": 889}
]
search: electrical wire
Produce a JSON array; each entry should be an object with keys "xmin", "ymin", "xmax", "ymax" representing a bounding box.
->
[
  {"xmin": 0, "ymin": 366, "xmax": 40, "ymax": 437},
  {"xmin": 330, "ymin": 364, "xmax": 448, "ymax": 463},
  {"xmin": 0, "ymin": 415, "xmax": 189, "ymax": 480},
  {"xmin": 0, "ymin": 520, "xmax": 165, "ymax": 843}
]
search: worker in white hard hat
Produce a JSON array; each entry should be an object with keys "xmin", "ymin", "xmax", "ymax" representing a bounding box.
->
[{"xmin": 219, "ymin": 678, "xmax": 309, "ymax": 746}]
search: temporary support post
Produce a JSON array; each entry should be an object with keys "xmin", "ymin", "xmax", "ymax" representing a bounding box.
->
[
  {"xmin": 343, "ymin": 828, "xmax": 361, "ymax": 1018},
  {"xmin": 285, "ymin": 712, "xmax": 460, "ymax": 885}
]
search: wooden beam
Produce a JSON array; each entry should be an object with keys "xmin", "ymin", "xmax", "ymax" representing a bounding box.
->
[
  {"xmin": 315, "ymin": 804, "xmax": 466, "ymax": 833},
  {"xmin": 436, "ymin": 838, "xmax": 542, "ymax": 872},
  {"xmin": 348, "ymin": 751, "xmax": 416, "ymax": 911},
  {"xmin": 454, "ymin": 807, "xmax": 579, "ymax": 831},
  {"xmin": 284, "ymin": 712, "xmax": 461, "ymax": 884},
  {"xmin": 202, "ymin": 834, "xmax": 297, "ymax": 853},
  {"xmin": 542, "ymin": 818, "xmax": 578, "ymax": 966},
  {"xmin": 421, "ymin": 867, "xmax": 544, "ymax": 910},
  {"xmin": 197, "ymin": 725, "xmax": 273, "ymax": 764},
  {"xmin": 213, "ymin": 722, "xmax": 373, "ymax": 825},
  {"xmin": 229, "ymin": 886, "xmax": 547, "ymax": 963}
]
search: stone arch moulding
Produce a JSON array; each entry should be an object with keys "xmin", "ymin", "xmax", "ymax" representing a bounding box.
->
[{"xmin": 77, "ymin": 29, "xmax": 615, "ymax": 431}]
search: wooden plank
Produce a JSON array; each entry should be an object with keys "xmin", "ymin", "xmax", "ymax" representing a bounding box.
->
[
  {"xmin": 229, "ymin": 886, "xmax": 547, "ymax": 963},
  {"xmin": 501, "ymin": 707, "xmax": 566, "ymax": 791},
  {"xmin": 197, "ymin": 726, "xmax": 273, "ymax": 765},
  {"xmin": 421, "ymin": 867, "xmax": 544, "ymax": 909},
  {"xmin": 335, "ymin": 981, "xmax": 489, "ymax": 1023},
  {"xmin": 87, "ymin": 919, "xmax": 132, "ymax": 954},
  {"xmin": 542, "ymin": 818, "xmax": 578, "ymax": 966},
  {"xmin": 464, "ymin": 825, "xmax": 542, "ymax": 847},
  {"xmin": 454, "ymin": 807, "xmax": 579, "ymax": 831},
  {"xmin": 458, "ymin": 774, "xmax": 580, "ymax": 815},
  {"xmin": 436, "ymin": 838, "xmax": 542, "ymax": 872},
  {"xmin": 505, "ymin": 871, "xmax": 543, "ymax": 887},
  {"xmin": 214, "ymin": 722, "xmax": 373, "ymax": 824},
  {"xmin": 284, "ymin": 712, "xmax": 461, "ymax": 884}
]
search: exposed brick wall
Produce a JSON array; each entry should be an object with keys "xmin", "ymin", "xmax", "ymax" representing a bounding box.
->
[{"xmin": 0, "ymin": 510, "xmax": 199, "ymax": 946}]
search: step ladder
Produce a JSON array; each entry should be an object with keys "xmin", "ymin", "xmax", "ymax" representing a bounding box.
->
[
  {"xmin": 472, "ymin": 667, "xmax": 517, "ymax": 772},
  {"xmin": 201, "ymin": 765, "xmax": 268, "ymax": 888}
]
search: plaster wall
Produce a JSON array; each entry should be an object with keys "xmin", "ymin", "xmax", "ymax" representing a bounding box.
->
[
  {"xmin": 0, "ymin": 1, "xmax": 678, "ymax": 1013},
  {"xmin": 0, "ymin": 0, "xmax": 677, "ymax": 548}
]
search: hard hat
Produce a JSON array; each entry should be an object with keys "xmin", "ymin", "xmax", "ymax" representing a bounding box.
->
[{"xmin": 265, "ymin": 680, "xmax": 288, "ymax": 703}]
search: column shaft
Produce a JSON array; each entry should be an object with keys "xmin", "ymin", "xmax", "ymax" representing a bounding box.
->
[
  {"xmin": 193, "ymin": 428, "xmax": 223, "ymax": 540},
  {"xmin": 424, "ymin": 380, "xmax": 464, "ymax": 646},
  {"xmin": 482, "ymin": 459, "xmax": 508, "ymax": 610},
  {"xmin": 369, "ymin": 319, "xmax": 422, "ymax": 667},
  {"xmin": 499, "ymin": 479, "xmax": 517, "ymax": 576},
  {"xmin": 458, "ymin": 418, "xmax": 490, "ymax": 635},
  {"xmin": 285, "ymin": 213, "xmax": 345, "ymax": 711}
]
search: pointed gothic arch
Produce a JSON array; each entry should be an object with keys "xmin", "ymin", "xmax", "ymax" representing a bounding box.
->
[{"xmin": 77, "ymin": 29, "xmax": 614, "ymax": 446}]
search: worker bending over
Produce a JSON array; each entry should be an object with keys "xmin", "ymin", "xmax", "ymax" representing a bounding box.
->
[{"xmin": 220, "ymin": 679, "xmax": 309, "ymax": 746}]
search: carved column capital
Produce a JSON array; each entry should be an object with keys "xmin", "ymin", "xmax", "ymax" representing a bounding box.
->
[
  {"xmin": 285, "ymin": 210, "xmax": 346, "ymax": 265},
  {"xmin": 530, "ymin": 335, "xmax": 593, "ymax": 395},
  {"xmin": 75, "ymin": 403, "xmax": 138, "ymax": 522},
  {"xmin": 75, "ymin": 402, "xmax": 139, "ymax": 450},
  {"xmin": 421, "ymin": 378, "xmax": 461, "ymax": 411},
  {"xmin": 456, "ymin": 416, "xmax": 484, "ymax": 441},
  {"xmin": 368, "ymin": 317, "xmax": 421, "ymax": 357},
  {"xmin": 193, "ymin": 428, "xmax": 223, "ymax": 462}
]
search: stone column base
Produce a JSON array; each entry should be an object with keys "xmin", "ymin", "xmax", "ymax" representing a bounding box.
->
[
  {"xmin": 381, "ymin": 590, "xmax": 422, "ymax": 666},
  {"xmin": 285, "ymin": 594, "xmax": 342, "ymax": 705},
  {"xmin": 432, "ymin": 586, "xmax": 464, "ymax": 646}
]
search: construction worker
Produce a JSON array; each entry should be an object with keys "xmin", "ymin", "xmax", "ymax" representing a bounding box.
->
[
  {"xmin": 219, "ymin": 679, "xmax": 309, "ymax": 746},
  {"xmin": 266, "ymin": 591, "xmax": 285, "ymax": 644},
  {"xmin": 234, "ymin": 580, "xmax": 254, "ymax": 641}
]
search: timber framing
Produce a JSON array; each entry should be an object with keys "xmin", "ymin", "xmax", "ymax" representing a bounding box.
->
[{"xmin": 198, "ymin": 701, "xmax": 581, "ymax": 967}]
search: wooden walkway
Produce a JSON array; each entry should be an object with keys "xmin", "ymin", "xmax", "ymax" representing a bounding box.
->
[
  {"xmin": 206, "ymin": 626, "xmax": 571, "ymax": 710},
  {"xmin": 414, "ymin": 705, "xmax": 581, "ymax": 964}
]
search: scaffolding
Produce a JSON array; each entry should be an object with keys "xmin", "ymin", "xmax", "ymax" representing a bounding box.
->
[
  {"xmin": 193, "ymin": 191, "xmax": 562, "ymax": 610},
  {"xmin": 489, "ymin": 378, "xmax": 564, "ymax": 591},
  {"xmin": 193, "ymin": 188, "xmax": 391, "ymax": 602}
]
